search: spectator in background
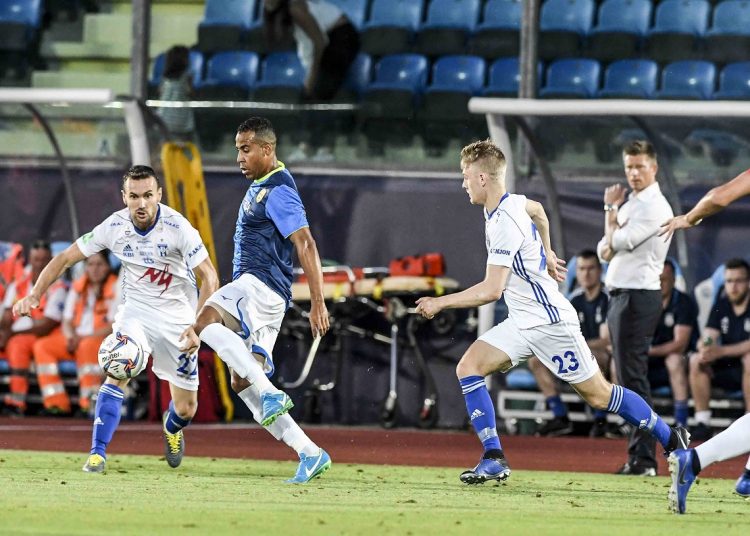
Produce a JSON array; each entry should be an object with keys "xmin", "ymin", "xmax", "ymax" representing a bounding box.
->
[
  {"xmin": 648, "ymin": 259, "xmax": 698, "ymax": 428},
  {"xmin": 264, "ymin": 0, "xmax": 360, "ymax": 161},
  {"xmin": 530, "ymin": 249, "xmax": 619, "ymax": 438},
  {"xmin": 597, "ymin": 140, "xmax": 674, "ymax": 476},
  {"xmin": 157, "ymin": 45, "xmax": 196, "ymax": 143},
  {"xmin": 0, "ymin": 240, "xmax": 68, "ymax": 416},
  {"xmin": 32, "ymin": 251, "xmax": 117, "ymax": 416},
  {"xmin": 689, "ymin": 258, "xmax": 750, "ymax": 440}
]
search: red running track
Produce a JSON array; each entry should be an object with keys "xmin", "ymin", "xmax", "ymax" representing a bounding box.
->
[{"xmin": 0, "ymin": 417, "xmax": 744, "ymax": 479}]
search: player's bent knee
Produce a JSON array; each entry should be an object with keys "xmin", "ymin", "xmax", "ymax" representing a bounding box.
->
[
  {"xmin": 174, "ymin": 398, "xmax": 198, "ymax": 419},
  {"xmin": 230, "ymin": 371, "xmax": 251, "ymax": 393},
  {"xmin": 194, "ymin": 305, "xmax": 224, "ymax": 335}
]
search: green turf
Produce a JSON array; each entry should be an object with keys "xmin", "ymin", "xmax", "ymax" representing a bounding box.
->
[{"xmin": 0, "ymin": 450, "xmax": 748, "ymax": 535}]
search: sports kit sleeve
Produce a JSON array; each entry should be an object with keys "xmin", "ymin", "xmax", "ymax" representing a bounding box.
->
[
  {"xmin": 180, "ymin": 220, "xmax": 209, "ymax": 270},
  {"xmin": 265, "ymin": 185, "xmax": 310, "ymax": 238},
  {"xmin": 76, "ymin": 219, "xmax": 112, "ymax": 257},
  {"xmin": 486, "ymin": 211, "xmax": 524, "ymax": 268}
]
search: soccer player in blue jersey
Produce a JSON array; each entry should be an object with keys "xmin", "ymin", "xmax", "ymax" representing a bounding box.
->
[
  {"xmin": 415, "ymin": 139, "xmax": 690, "ymax": 485},
  {"xmin": 190, "ymin": 117, "xmax": 331, "ymax": 483}
]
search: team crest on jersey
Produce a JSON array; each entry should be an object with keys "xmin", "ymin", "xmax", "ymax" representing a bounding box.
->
[
  {"xmin": 123, "ymin": 244, "xmax": 134, "ymax": 258},
  {"xmin": 242, "ymin": 198, "xmax": 252, "ymax": 215},
  {"xmin": 664, "ymin": 312, "xmax": 674, "ymax": 328},
  {"xmin": 745, "ymin": 318, "xmax": 750, "ymax": 333},
  {"xmin": 721, "ymin": 316, "xmax": 730, "ymax": 334},
  {"xmin": 157, "ymin": 242, "xmax": 168, "ymax": 257},
  {"xmin": 256, "ymin": 188, "xmax": 268, "ymax": 203}
]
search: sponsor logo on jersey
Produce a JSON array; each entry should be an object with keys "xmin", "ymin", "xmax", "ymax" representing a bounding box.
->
[
  {"xmin": 157, "ymin": 242, "xmax": 168, "ymax": 257},
  {"xmin": 123, "ymin": 244, "xmax": 134, "ymax": 258},
  {"xmin": 256, "ymin": 188, "xmax": 268, "ymax": 203},
  {"xmin": 187, "ymin": 244, "xmax": 204, "ymax": 259},
  {"xmin": 242, "ymin": 198, "xmax": 252, "ymax": 215},
  {"xmin": 490, "ymin": 248, "xmax": 511, "ymax": 256},
  {"xmin": 137, "ymin": 265, "xmax": 173, "ymax": 295},
  {"xmin": 164, "ymin": 219, "xmax": 180, "ymax": 229},
  {"xmin": 109, "ymin": 221, "xmax": 123, "ymax": 227},
  {"xmin": 81, "ymin": 231, "xmax": 94, "ymax": 244}
]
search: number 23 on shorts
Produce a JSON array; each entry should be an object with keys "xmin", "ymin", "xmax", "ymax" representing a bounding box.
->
[{"xmin": 551, "ymin": 350, "xmax": 579, "ymax": 375}]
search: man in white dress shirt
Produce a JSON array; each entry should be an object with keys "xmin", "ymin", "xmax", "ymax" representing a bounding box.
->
[{"xmin": 597, "ymin": 140, "xmax": 674, "ymax": 476}]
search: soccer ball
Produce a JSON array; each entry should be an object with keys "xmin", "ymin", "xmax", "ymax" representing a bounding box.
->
[{"xmin": 98, "ymin": 332, "xmax": 147, "ymax": 380}]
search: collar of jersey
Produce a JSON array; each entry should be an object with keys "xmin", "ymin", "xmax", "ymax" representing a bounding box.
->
[
  {"xmin": 132, "ymin": 205, "xmax": 161, "ymax": 236},
  {"xmin": 253, "ymin": 161, "xmax": 286, "ymax": 185},
  {"xmin": 485, "ymin": 191, "xmax": 510, "ymax": 220}
]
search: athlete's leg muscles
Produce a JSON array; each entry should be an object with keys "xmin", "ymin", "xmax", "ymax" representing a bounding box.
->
[{"xmin": 90, "ymin": 377, "xmax": 128, "ymax": 457}]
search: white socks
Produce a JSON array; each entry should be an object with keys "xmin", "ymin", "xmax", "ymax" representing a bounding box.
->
[
  {"xmin": 238, "ymin": 384, "xmax": 318, "ymax": 456},
  {"xmin": 695, "ymin": 413, "xmax": 750, "ymax": 468},
  {"xmin": 694, "ymin": 410, "xmax": 712, "ymax": 425},
  {"xmin": 199, "ymin": 323, "xmax": 277, "ymax": 394}
]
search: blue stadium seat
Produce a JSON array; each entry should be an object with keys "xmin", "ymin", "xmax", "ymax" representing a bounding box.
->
[
  {"xmin": 360, "ymin": 0, "xmax": 425, "ymax": 56},
  {"xmin": 360, "ymin": 54, "xmax": 429, "ymax": 152},
  {"xmin": 196, "ymin": 51, "xmax": 259, "ymax": 100},
  {"xmin": 715, "ymin": 62, "xmax": 750, "ymax": 99},
  {"xmin": 483, "ymin": 57, "xmax": 543, "ymax": 97},
  {"xmin": 254, "ymin": 52, "xmax": 305, "ymax": 103},
  {"xmin": 656, "ymin": 60, "xmax": 716, "ymax": 100},
  {"xmin": 334, "ymin": 52, "xmax": 372, "ymax": 102},
  {"xmin": 414, "ymin": 0, "xmax": 481, "ymax": 57},
  {"xmin": 328, "ymin": 0, "xmax": 368, "ymax": 29},
  {"xmin": 540, "ymin": 58, "xmax": 601, "ymax": 98},
  {"xmin": 0, "ymin": 0, "xmax": 43, "ymax": 79},
  {"xmin": 646, "ymin": 0, "xmax": 711, "ymax": 63},
  {"xmin": 150, "ymin": 50, "xmax": 205, "ymax": 90},
  {"xmin": 539, "ymin": 0, "xmax": 595, "ymax": 60},
  {"xmin": 597, "ymin": 59, "xmax": 659, "ymax": 99},
  {"xmin": 706, "ymin": 0, "xmax": 750, "ymax": 62},
  {"xmin": 197, "ymin": 0, "xmax": 257, "ymax": 53},
  {"xmin": 468, "ymin": 0, "xmax": 522, "ymax": 58},
  {"xmin": 588, "ymin": 0, "xmax": 652, "ymax": 61}
]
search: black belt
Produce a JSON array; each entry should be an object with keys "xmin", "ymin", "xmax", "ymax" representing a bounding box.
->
[{"xmin": 608, "ymin": 288, "xmax": 658, "ymax": 296}]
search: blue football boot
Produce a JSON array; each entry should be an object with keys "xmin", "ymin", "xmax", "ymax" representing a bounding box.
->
[
  {"xmin": 286, "ymin": 449, "xmax": 332, "ymax": 484},
  {"xmin": 668, "ymin": 449, "xmax": 697, "ymax": 514},
  {"xmin": 735, "ymin": 470, "xmax": 750, "ymax": 497},
  {"xmin": 460, "ymin": 454, "xmax": 511, "ymax": 485},
  {"xmin": 260, "ymin": 391, "xmax": 294, "ymax": 427}
]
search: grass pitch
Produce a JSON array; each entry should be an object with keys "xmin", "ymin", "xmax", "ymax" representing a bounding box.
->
[{"xmin": 0, "ymin": 450, "xmax": 748, "ymax": 535}]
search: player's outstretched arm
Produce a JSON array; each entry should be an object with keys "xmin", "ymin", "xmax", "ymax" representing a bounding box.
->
[
  {"xmin": 181, "ymin": 257, "xmax": 220, "ymax": 354},
  {"xmin": 525, "ymin": 199, "xmax": 566, "ymax": 282},
  {"xmin": 416, "ymin": 265, "xmax": 509, "ymax": 319},
  {"xmin": 290, "ymin": 226, "xmax": 330, "ymax": 338},
  {"xmin": 13, "ymin": 243, "xmax": 86, "ymax": 317},
  {"xmin": 660, "ymin": 168, "xmax": 750, "ymax": 239}
]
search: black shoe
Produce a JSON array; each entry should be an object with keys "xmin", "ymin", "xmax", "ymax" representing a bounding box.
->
[
  {"xmin": 665, "ymin": 425, "xmax": 691, "ymax": 455},
  {"xmin": 615, "ymin": 460, "xmax": 657, "ymax": 477},
  {"xmin": 1, "ymin": 405, "xmax": 24, "ymax": 418},
  {"xmin": 689, "ymin": 422, "xmax": 713, "ymax": 441},
  {"xmin": 535, "ymin": 416, "xmax": 573, "ymax": 437},
  {"xmin": 589, "ymin": 418, "xmax": 608, "ymax": 438}
]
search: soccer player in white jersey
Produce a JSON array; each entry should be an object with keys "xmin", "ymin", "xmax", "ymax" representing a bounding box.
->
[
  {"xmin": 13, "ymin": 165, "xmax": 219, "ymax": 473},
  {"xmin": 659, "ymin": 167, "xmax": 750, "ymax": 513},
  {"xmin": 415, "ymin": 139, "xmax": 690, "ymax": 484},
  {"xmin": 187, "ymin": 117, "xmax": 331, "ymax": 484}
]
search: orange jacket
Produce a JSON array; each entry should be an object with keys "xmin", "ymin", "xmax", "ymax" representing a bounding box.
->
[{"xmin": 72, "ymin": 273, "xmax": 117, "ymax": 330}]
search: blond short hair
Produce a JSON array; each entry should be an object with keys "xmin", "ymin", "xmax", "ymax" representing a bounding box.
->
[{"xmin": 460, "ymin": 139, "xmax": 507, "ymax": 180}]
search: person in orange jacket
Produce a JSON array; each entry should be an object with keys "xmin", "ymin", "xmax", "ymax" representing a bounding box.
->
[
  {"xmin": 33, "ymin": 251, "xmax": 117, "ymax": 415},
  {"xmin": 0, "ymin": 240, "xmax": 67, "ymax": 416}
]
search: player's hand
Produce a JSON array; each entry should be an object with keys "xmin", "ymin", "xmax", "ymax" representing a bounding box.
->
[
  {"xmin": 12, "ymin": 295, "xmax": 40, "ymax": 318},
  {"xmin": 415, "ymin": 296, "xmax": 442, "ymax": 319},
  {"xmin": 545, "ymin": 249, "xmax": 567, "ymax": 283},
  {"xmin": 604, "ymin": 184, "xmax": 627, "ymax": 206},
  {"xmin": 179, "ymin": 326, "xmax": 201, "ymax": 355},
  {"xmin": 697, "ymin": 345, "xmax": 722, "ymax": 364},
  {"xmin": 309, "ymin": 299, "xmax": 329, "ymax": 338},
  {"xmin": 658, "ymin": 215, "xmax": 692, "ymax": 241},
  {"xmin": 65, "ymin": 334, "xmax": 80, "ymax": 354}
]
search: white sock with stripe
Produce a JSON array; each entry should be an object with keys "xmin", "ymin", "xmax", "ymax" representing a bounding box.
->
[{"xmin": 695, "ymin": 413, "xmax": 750, "ymax": 468}]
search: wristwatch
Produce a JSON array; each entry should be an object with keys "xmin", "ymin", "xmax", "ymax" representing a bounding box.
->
[{"xmin": 603, "ymin": 203, "xmax": 617, "ymax": 212}]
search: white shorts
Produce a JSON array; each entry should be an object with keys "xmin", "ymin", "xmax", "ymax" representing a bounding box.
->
[
  {"xmin": 478, "ymin": 316, "xmax": 599, "ymax": 384},
  {"xmin": 113, "ymin": 304, "xmax": 199, "ymax": 391},
  {"xmin": 204, "ymin": 273, "xmax": 286, "ymax": 377}
]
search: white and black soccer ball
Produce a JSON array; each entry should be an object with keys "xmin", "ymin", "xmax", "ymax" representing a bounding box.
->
[{"xmin": 98, "ymin": 332, "xmax": 147, "ymax": 380}]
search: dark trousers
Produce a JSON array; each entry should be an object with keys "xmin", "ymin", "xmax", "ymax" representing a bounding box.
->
[{"xmin": 607, "ymin": 289, "xmax": 662, "ymax": 467}]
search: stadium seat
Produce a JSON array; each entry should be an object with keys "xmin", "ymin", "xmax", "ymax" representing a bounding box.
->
[
  {"xmin": 360, "ymin": 54, "xmax": 429, "ymax": 152},
  {"xmin": 714, "ymin": 61, "xmax": 750, "ymax": 99},
  {"xmin": 419, "ymin": 55, "xmax": 486, "ymax": 152},
  {"xmin": 195, "ymin": 51, "xmax": 259, "ymax": 100},
  {"xmin": 149, "ymin": 50, "xmax": 205, "ymax": 94},
  {"xmin": 656, "ymin": 60, "xmax": 716, "ymax": 99},
  {"xmin": 706, "ymin": 0, "xmax": 750, "ymax": 63},
  {"xmin": 329, "ymin": 0, "xmax": 369, "ymax": 29},
  {"xmin": 539, "ymin": 58, "xmax": 601, "ymax": 98},
  {"xmin": 197, "ymin": 0, "xmax": 257, "ymax": 53},
  {"xmin": 587, "ymin": 0, "xmax": 652, "ymax": 61},
  {"xmin": 538, "ymin": 0, "xmax": 595, "ymax": 60},
  {"xmin": 360, "ymin": 0, "xmax": 424, "ymax": 56},
  {"xmin": 0, "ymin": 0, "xmax": 43, "ymax": 81},
  {"xmin": 468, "ymin": 0, "xmax": 522, "ymax": 59},
  {"xmin": 254, "ymin": 52, "xmax": 306, "ymax": 103},
  {"xmin": 413, "ymin": 0, "xmax": 481, "ymax": 57},
  {"xmin": 597, "ymin": 59, "xmax": 659, "ymax": 99},
  {"xmin": 483, "ymin": 57, "xmax": 543, "ymax": 97},
  {"xmin": 333, "ymin": 52, "xmax": 373, "ymax": 103},
  {"xmin": 645, "ymin": 0, "xmax": 711, "ymax": 63}
]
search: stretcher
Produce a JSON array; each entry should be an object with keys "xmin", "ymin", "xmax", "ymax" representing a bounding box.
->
[{"xmin": 280, "ymin": 266, "xmax": 459, "ymax": 428}]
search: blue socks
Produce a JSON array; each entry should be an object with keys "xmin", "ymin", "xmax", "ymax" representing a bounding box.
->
[
  {"xmin": 593, "ymin": 408, "xmax": 608, "ymax": 420},
  {"xmin": 460, "ymin": 376, "xmax": 502, "ymax": 452},
  {"xmin": 90, "ymin": 384, "xmax": 124, "ymax": 457},
  {"xmin": 607, "ymin": 385, "xmax": 672, "ymax": 448},
  {"xmin": 164, "ymin": 400, "xmax": 191, "ymax": 434},
  {"xmin": 546, "ymin": 395, "xmax": 567, "ymax": 418},
  {"xmin": 674, "ymin": 400, "xmax": 689, "ymax": 428}
]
